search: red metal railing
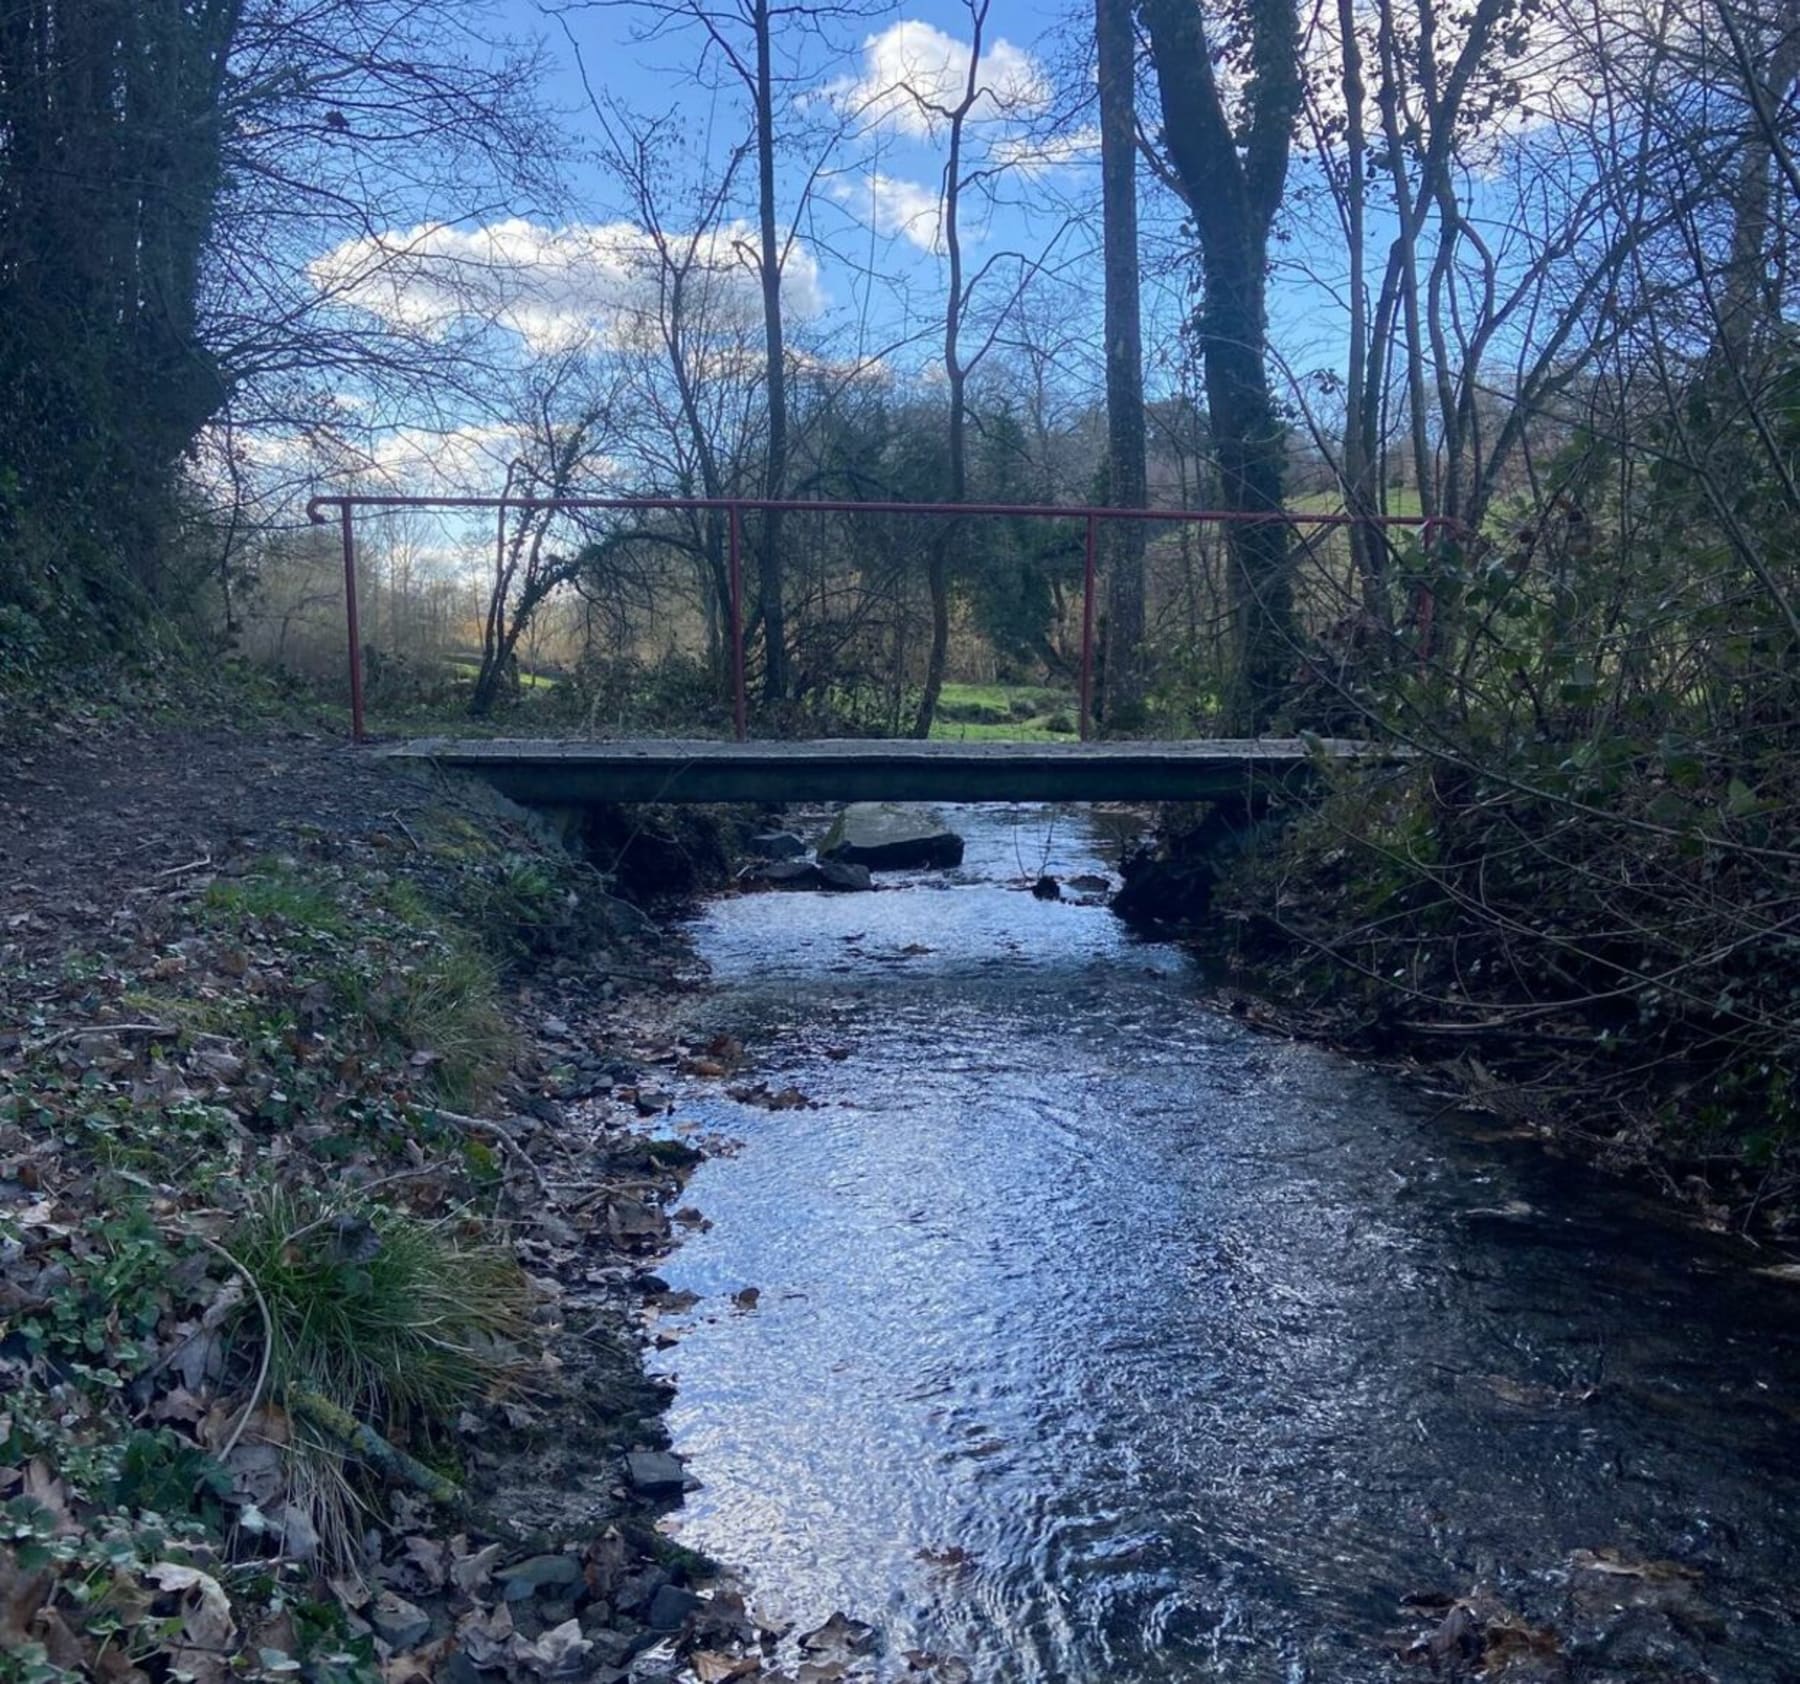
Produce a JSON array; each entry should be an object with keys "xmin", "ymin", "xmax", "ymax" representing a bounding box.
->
[{"xmin": 305, "ymin": 493, "xmax": 1457, "ymax": 743}]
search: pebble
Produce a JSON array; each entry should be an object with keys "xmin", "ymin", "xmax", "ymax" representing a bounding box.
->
[
  {"xmin": 369, "ymin": 1590, "xmax": 432, "ymax": 1650},
  {"xmin": 647, "ymin": 1584, "xmax": 702, "ymax": 1631},
  {"xmin": 625, "ymin": 1450, "xmax": 688, "ymax": 1493}
]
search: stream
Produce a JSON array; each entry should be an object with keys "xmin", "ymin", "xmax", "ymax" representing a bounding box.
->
[{"xmin": 647, "ymin": 805, "xmax": 1800, "ymax": 1681}]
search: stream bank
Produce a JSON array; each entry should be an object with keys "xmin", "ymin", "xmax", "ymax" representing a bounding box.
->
[
  {"xmin": 0, "ymin": 718, "xmax": 778, "ymax": 1684},
  {"xmin": 1112, "ymin": 786, "xmax": 1800, "ymax": 1237}
]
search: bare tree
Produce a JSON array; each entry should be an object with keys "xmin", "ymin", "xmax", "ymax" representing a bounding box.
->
[
  {"xmin": 1097, "ymin": 0, "xmax": 1150, "ymax": 725},
  {"xmin": 1140, "ymin": 0, "xmax": 1305, "ymax": 732},
  {"xmin": 472, "ymin": 355, "xmax": 622, "ymax": 716}
]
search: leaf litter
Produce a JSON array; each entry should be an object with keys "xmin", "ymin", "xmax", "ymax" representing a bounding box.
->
[{"xmin": 0, "ymin": 720, "xmax": 865, "ymax": 1684}]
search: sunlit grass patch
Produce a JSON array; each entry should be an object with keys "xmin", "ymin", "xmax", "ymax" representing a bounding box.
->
[
  {"xmin": 204, "ymin": 862, "xmax": 348, "ymax": 939},
  {"xmin": 928, "ymin": 716, "xmax": 1071, "ymax": 741},
  {"xmin": 931, "ymin": 681, "xmax": 1076, "ymax": 739}
]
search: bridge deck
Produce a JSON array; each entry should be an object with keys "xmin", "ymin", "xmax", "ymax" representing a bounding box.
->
[{"xmin": 383, "ymin": 737, "xmax": 1386, "ymax": 806}]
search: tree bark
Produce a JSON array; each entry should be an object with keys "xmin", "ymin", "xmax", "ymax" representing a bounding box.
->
[
  {"xmin": 1717, "ymin": 0, "xmax": 1800, "ymax": 371},
  {"xmin": 1335, "ymin": 0, "xmax": 1383, "ymax": 620},
  {"xmin": 1097, "ymin": 0, "xmax": 1149, "ymax": 728},
  {"xmin": 1140, "ymin": 0, "xmax": 1302, "ymax": 733},
  {"xmin": 911, "ymin": 4, "xmax": 987, "ymax": 739},
  {"xmin": 752, "ymin": 0, "xmax": 789, "ymax": 704}
]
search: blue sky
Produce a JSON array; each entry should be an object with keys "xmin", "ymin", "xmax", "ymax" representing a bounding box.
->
[
  {"xmin": 306, "ymin": 0, "xmax": 1577, "ymax": 492},
  {"xmin": 310, "ymin": 0, "xmax": 1140, "ymax": 407},
  {"xmin": 526, "ymin": 0, "xmax": 1104, "ymax": 339}
]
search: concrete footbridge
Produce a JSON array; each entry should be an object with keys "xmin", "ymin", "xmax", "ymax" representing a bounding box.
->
[{"xmin": 381, "ymin": 737, "xmax": 1393, "ymax": 807}]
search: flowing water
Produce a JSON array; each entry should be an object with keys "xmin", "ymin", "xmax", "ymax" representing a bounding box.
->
[{"xmin": 648, "ymin": 806, "xmax": 1800, "ymax": 1681}]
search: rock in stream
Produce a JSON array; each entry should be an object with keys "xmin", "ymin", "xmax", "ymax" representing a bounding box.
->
[{"xmin": 820, "ymin": 802, "xmax": 965, "ymax": 870}]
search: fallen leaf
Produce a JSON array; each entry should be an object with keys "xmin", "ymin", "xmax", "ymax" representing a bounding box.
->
[
  {"xmin": 516, "ymin": 1616, "xmax": 589, "ymax": 1676},
  {"xmin": 1, "ymin": 1559, "xmax": 53, "ymax": 1645},
  {"xmin": 798, "ymin": 1610, "xmax": 877, "ymax": 1662},
  {"xmin": 692, "ymin": 1651, "xmax": 762, "ymax": 1682},
  {"xmin": 450, "ymin": 1540, "xmax": 504, "ymax": 1597},
  {"xmin": 145, "ymin": 1561, "xmax": 237, "ymax": 1684},
  {"xmin": 400, "ymin": 1535, "xmax": 448, "ymax": 1592},
  {"xmin": 24, "ymin": 1458, "xmax": 76, "ymax": 1533}
]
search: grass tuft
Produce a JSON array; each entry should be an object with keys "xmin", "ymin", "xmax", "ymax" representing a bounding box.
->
[
  {"xmin": 338, "ymin": 942, "xmax": 514, "ymax": 1105},
  {"xmin": 205, "ymin": 864, "xmax": 347, "ymax": 938},
  {"xmin": 229, "ymin": 1186, "xmax": 535, "ymax": 1429},
  {"xmin": 224, "ymin": 1186, "xmax": 536, "ymax": 1564}
]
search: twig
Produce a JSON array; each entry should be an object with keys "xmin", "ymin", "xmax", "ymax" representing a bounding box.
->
[
  {"xmin": 428, "ymin": 1108, "xmax": 554, "ymax": 1201},
  {"xmin": 155, "ymin": 855, "xmax": 213, "ymax": 880},
  {"xmin": 137, "ymin": 1271, "xmax": 246, "ymax": 1385},
  {"xmin": 20, "ymin": 1021, "xmax": 177, "ymax": 1057},
  {"xmin": 191, "ymin": 1235, "xmax": 275, "ymax": 1461},
  {"xmin": 384, "ymin": 809, "xmax": 422, "ymax": 852},
  {"xmin": 288, "ymin": 1387, "xmax": 461, "ymax": 1505},
  {"xmin": 280, "ymin": 1167, "xmax": 447, "ymax": 1246}
]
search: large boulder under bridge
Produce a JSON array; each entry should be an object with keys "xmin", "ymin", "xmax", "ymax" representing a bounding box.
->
[{"xmin": 820, "ymin": 802, "xmax": 966, "ymax": 870}]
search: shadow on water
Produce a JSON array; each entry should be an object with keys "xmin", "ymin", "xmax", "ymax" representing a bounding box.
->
[{"xmin": 648, "ymin": 805, "xmax": 1800, "ymax": 1681}]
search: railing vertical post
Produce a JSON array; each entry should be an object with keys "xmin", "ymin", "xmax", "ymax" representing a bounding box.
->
[
  {"xmin": 728, "ymin": 502, "xmax": 747, "ymax": 741},
  {"xmin": 495, "ymin": 499, "xmax": 508, "ymax": 650},
  {"xmin": 1079, "ymin": 512, "xmax": 1098, "ymax": 741},
  {"xmin": 340, "ymin": 501, "xmax": 365, "ymax": 744}
]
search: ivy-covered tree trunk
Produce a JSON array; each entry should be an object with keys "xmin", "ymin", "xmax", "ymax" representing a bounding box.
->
[
  {"xmin": 1140, "ymin": 0, "xmax": 1302, "ymax": 734},
  {"xmin": 1097, "ymin": 0, "xmax": 1149, "ymax": 729},
  {"xmin": 0, "ymin": 0, "xmax": 237, "ymax": 623}
]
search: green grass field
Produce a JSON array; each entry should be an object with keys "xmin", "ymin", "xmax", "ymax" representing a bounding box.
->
[
  {"xmin": 1290, "ymin": 486, "xmax": 1427, "ymax": 520},
  {"xmin": 928, "ymin": 681, "xmax": 1077, "ymax": 742},
  {"xmin": 445, "ymin": 656, "xmax": 559, "ymax": 690}
]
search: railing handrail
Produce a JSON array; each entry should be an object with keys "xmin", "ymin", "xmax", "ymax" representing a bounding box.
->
[
  {"xmin": 308, "ymin": 490, "xmax": 1457, "ymax": 530},
  {"xmin": 311, "ymin": 490, "xmax": 1461, "ymax": 744}
]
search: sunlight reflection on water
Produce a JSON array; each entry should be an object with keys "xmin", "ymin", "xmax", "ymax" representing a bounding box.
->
[{"xmin": 647, "ymin": 805, "xmax": 1800, "ymax": 1682}]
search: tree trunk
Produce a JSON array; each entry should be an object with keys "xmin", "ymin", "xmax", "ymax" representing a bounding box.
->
[
  {"xmin": 1716, "ymin": 0, "xmax": 1800, "ymax": 371},
  {"xmin": 1335, "ymin": 0, "xmax": 1384, "ymax": 622},
  {"xmin": 1375, "ymin": 0, "xmax": 1436, "ymax": 519},
  {"xmin": 1202, "ymin": 249, "xmax": 1294, "ymax": 730},
  {"xmin": 1141, "ymin": 0, "xmax": 1302, "ymax": 733},
  {"xmin": 752, "ymin": 0, "xmax": 789, "ymax": 704},
  {"xmin": 912, "ymin": 29, "xmax": 981, "ymax": 740},
  {"xmin": 1097, "ymin": 0, "xmax": 1149, "ymax": 729}
]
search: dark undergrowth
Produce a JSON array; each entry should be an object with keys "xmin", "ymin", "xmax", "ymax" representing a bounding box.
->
[{"xmin": 1132, "ymin": 750, "xmax": 1800, "ymax": 1237}]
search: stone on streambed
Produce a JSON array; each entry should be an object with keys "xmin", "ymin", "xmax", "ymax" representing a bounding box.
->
[
  {"xmin": 820, "ymin": 802, "xmax": 965, "ymax": 870},
  {"xmin": 497, "ymin": 1554, "xmax": 585, "ymax": 1601},
  {"xmin": 747, "ymin": 830, "xmax": 806, "ymax": 860},
  {"xmin": 817, "ymin": 859, "xmax": 872, "ymax": 892},
  {"xmin": 626, "ymin": 1449, "xmax": 690, "ymax": 1494},
  {"xmin": 742, "ymin": 858, "xmax": 873, "ymax": 892},
  {"xmin": 746, "ymin": 859, "xmax": 822, "ymax": 887},
  {"xmin": 369, "ymin": 1591, "xmax": 432, "ymax": 1650}
]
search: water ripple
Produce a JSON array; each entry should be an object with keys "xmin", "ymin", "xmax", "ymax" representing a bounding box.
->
[{"xmin": 652, "ymin": 806, "xmax": 1800, "ymax": 1681}]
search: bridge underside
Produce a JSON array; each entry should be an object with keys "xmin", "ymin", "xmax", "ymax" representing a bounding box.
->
[{"xmin": 382, "ymin": 737, "xmax": 1384, "ymax": 806}]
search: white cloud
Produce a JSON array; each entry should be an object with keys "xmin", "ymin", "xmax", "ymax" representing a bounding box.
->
[
  {"xmin": 822, "ymin": 20, "xmax": 1050, "ymax": 138},
  {"xmin": 832, "ymin": 169, "xmax": 946, "ymax": 253},
  {"xmin": 308, "ymin": 218, "xmax": 827, "ymax": 353},
  {"xmin": 989, "ymin": 125, "xmax": 1100, "ymax": 175},
  {"xmin": 230, "ymin": 418, "xmax": 520, "ymax": 495},
  {"xmin": 359, "ymin": 423, "xmax": 521, "ymax": 491}
]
